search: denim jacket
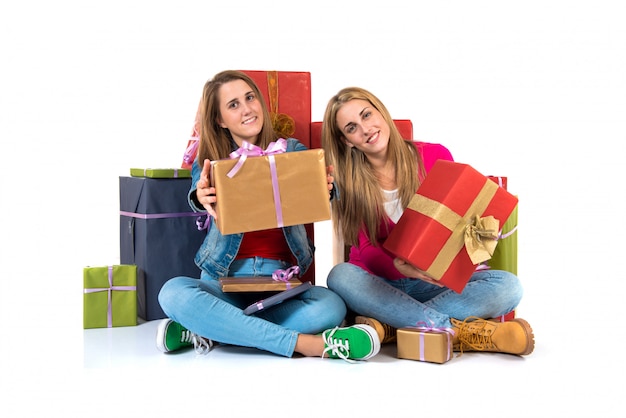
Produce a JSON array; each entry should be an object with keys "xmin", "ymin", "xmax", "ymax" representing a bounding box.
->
[{"xmin": 188, "ymin": 138, "xmax": 315, "ymax": 279}]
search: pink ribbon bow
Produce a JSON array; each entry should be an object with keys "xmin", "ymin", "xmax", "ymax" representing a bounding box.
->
[
  {"xmin": 272, "ymin": 266, "xmax": 300, "ymax": 289},
  {"xmin": 227, "ymin": 138, "xmax": 287, "ymax": 178},
  {"xmin": 227, "ymin": 138, "xmax": 288, "ymax": 227},
  {"xmin": 183, "ymin": 138, "xmax": 199, "ymax": 165},
  {"xmin": 411, "ymin": 320, "xmax": 456, "ymax": 362}
]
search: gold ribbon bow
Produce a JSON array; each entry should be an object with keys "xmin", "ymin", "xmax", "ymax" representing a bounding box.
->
[
  {"xmin": 406, "ymin": 178, "xmax": 504, "ymax": 279},
  {"xmin": 267, "ymin": 71, "xmax": 296, "ymax": 138},
  {"xmin": 464, "ymin": 215, "xmax": 499, "ymax": 265}
]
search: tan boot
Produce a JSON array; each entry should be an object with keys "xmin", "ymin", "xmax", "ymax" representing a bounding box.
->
[
  {"xmin": 355, "ymin": 316, "xmax": 397, "ymax": 344},
  {"xmin": 450, "ymin": 316, "xmax": 535, "ymax": 356}
]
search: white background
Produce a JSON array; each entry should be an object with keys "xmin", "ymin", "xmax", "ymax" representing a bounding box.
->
[{"xmin": 1, "ymin": 0, "xmax": 625, "ymax": 416}]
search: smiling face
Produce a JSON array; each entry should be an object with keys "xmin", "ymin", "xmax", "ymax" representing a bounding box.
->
[
  {"xmin": 335, "ymin": 99, "xmax": 391, "ymax": 159},
  {"xmin": 217, "ymin": 79, "xmax": 264, "ymax": 146}
]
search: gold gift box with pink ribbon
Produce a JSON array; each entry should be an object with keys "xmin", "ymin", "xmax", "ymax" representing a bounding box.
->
[
  {"xmin": 219, "ymin": 277, "xmax": 303, "ymax": 292},
  {"xmin": 210, "ymin": 140, "xmax": 330, "ymax": 235},
  {"xmin": 384, "ymin": 160, "xmax": 518, "ymax": 293},
  {"xmin": 397, "ymin": 327, "xmax": 454, "ymax": 364}
]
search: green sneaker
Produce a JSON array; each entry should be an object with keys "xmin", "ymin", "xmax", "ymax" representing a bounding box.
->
[
  {"xmin": 322, "ymin": 324, "xmax": 380, "ymax": 362},
  {"xmin": 156, "ymin": 319, "xmax": 213, "ymax": 354}
]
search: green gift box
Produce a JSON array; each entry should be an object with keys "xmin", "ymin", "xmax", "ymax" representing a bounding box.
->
[
  {"xmin": 83, "ymin": 265, "xmax": 138, "ymax": 329},
  {"xmin": 130, "ymin": 168, "xmax": 191, "ymax": 178},
  {"xmin": 488, "ymin": 200, "xmax": 518, "ymax": 275}
]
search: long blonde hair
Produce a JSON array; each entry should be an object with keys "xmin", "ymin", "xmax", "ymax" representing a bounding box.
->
[
  {"xmin": 197, "ymin": 70, "xmax": 278, "ymax": 163},
  {"xmin": 322, "ymin": 87, "xmax": 425, "ymax": 247}
]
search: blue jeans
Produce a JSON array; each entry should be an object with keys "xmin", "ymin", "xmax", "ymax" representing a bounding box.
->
[
  {"xmin": 158, "ymin": 257, "xmax": 347, "ymax": 357},
  {"xmin": 326, "ymin": 263, "xmax": 523, "ymax": 329}
]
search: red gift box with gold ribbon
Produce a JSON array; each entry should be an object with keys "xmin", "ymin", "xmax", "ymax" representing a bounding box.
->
[{"xmin": 384, "ymin": 160, "xmax": 518, "ymax": 293}]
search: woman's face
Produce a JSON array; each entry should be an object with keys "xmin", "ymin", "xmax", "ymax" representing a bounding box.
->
[
  {"xmin": 335, "ymin": 99, "xmax": 390, "ymax": 157},
  {"xmin": 217, "ymin": 79, "xmax": 264, "ymax": 146}
]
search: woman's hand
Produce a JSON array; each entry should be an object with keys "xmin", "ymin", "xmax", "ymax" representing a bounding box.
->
[
  {"xmin": 393, "ymin": 258, "xmax": 444, "ymax": 287},
  {"xmin": 197, "ymin": 158, "xmax": 218, "ymax": 219}
]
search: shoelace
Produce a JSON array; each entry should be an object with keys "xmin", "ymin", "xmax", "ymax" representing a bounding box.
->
[
  {"xmin": 457, "ymin": 318, "xmax": 497, "ymax": 353},
  {"xmin": 322, "ymin": 327, "xmax": 356, "ymax": 364},
  {"xmin": 181, "ymin": 329, "xmax": 214, "ymax": 355},
  {"xmin": 381, "ymin": 323, "xmax": 397, "ymax": 343}
]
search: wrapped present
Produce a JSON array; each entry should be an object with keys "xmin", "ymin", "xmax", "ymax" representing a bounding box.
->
[
  {"xmin": 487, "ymin": 175, "xmax": 507, "ymax": 190},
  {"xmin": 131, "ymin": 168, "xmax": 191, "ymax": 178},
  {"xmin": 181, "ymin": 138, "xmax": 199, "ymax": 170},
  {"xmin": 182, "ymin": 70, "xmax": 311, "ymax": 169},
  {"xmin": 210, "ymin": 141, "xmax": 330, "ymax": 235},
  {"xmin": 397, "ymin": 327, "xmax": 454, "ymax": 364},
  {"xmin": 488, "ymin": 201, "xmax": 518, "ymax": 275},
  {"xmin": 83, "ymin": 265, "xmax": 137, "ymax": 329},
  {"xmin": 476, "ymin": 176, "xmax": 518, "ymax": 275},
  {"xmin": 481, "ymin": 176, "xmax": 517, "ymax": 321},
  {"xmin": 383, "ymin": 160, "xmax": 519, "ymax": 293},
  {"xmin": 220, "ymin": 266, "xmax": 302, "ymax": 292},
  {"xmin": 488, "ymin": 204, "xmax": 518, "ymax": 321},
  {"xmin": 220, "ymin": 278, "xmax": 303, "ymax": 292},
  {"xmin": 244, "ymin": 70, "xmax": 311, "ymax": 144},
  {"xmin": 120, "ymin": 176, "xmax": 205, "ymax": 320},
  {"xmin": 493, "ymin": 311, "xmax": 516, "ymax": 322}
]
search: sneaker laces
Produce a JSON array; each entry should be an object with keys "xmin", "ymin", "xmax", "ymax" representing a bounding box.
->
[
  {"xmin": 322, "ymin": 327, "xmax": 355, "ymax": 364},
  {"xmin": 181, "ymin": 329, "xmax": 214, "ymax": 355}
]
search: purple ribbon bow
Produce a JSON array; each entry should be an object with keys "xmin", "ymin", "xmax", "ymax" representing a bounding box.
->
[
  {"xmin": 183, "ymin": 138, "xmax": 199, "ymax": 165},
  {"xmin": 196, "ymin": 139, "xmax": 288, "ymax": 231},
  {"xmin": 227, "ymin": 138, "xmax": 288, "ymax": 227},
  {"xmin": 227, "ymin": 138, "xmax": 287, "ymax": 178},
  {"xmin": 411, "ymin": 320, "xmax": 456, "ymax": 362},
  {"xmin": 272, "ymin": 266, "xmax": 300, "ymax": 289}
]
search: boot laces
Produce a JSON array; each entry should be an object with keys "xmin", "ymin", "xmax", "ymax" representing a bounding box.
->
[
  {"xmin": 381, "ymin": 323, "xmax": 397, "ymax": 343},
  {"xmin": 457, "ymin": 317, "xmax": 498, "ymax": 352},
  {"xmin": 322, "ymin": 327, "xmax": 355, "ymax": 364},
  {"xmin": 181, "ymin": 329, "xmax": 214, "ymax": 355}
]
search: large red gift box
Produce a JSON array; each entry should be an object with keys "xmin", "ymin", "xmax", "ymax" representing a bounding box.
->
[{"xmin": 384, "ymin": 160, "xmax": 518, "ymax": 293}]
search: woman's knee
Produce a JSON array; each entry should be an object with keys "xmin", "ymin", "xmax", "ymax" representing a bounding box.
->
[
  {"xmin": 492, "ymin": 270, "xmax": 524, "ymax": 306},
  {"xmin": 326, "ymin": 262, "xmax": 357, "ymax": 291},
  {"xmin": 158, "ymin": 276, "xmax": 194, "ymax": 309},
  {"xmin": 309, "ymin": 286, "xmax": 347, "ymax": 324}
]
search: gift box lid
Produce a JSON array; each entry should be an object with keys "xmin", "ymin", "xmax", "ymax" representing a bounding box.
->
[
  {"xmin": 131, "ymin": 168, "xmax": 191, "ymax": 178},
  {"xmin": 119, "ymin": 176, "xmax": 197, "ymax": 215}
]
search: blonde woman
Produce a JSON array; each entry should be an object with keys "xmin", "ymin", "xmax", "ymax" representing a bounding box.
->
[{"xmin": 322, "ymin": 86, "xmax": 534, "ymax": 356}]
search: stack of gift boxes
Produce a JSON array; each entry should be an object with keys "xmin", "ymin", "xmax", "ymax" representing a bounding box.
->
[{"xmin": 84, "ymin": 167, "xmax": 206, "ymax": 327}]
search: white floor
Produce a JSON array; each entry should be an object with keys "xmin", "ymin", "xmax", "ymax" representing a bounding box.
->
[
  {"xmin": 1, "ymin": 290, "xmax": 622, "ymax": 418},
  {"xmin": 73, "ymin": 314, "xmax": 614, "ymax": 418}
]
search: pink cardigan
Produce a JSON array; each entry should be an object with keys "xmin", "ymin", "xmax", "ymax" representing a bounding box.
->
[{"xmin": 348, "ymin": 141, "xmax": 454, "ymax": 280}]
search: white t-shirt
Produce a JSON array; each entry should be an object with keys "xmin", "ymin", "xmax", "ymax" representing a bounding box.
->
[{"xmin": 383, "ymin": 188, "xmax": 403, "ymax": 224}]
